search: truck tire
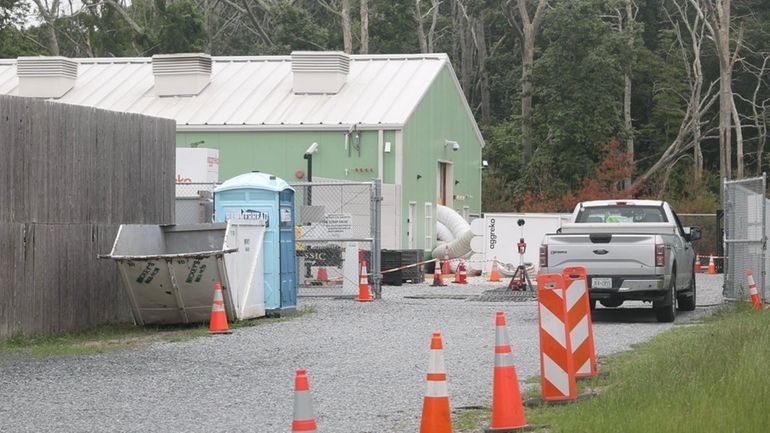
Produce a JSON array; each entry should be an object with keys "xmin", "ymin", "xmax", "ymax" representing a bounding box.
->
[
  {"xmin": 654, "ymin": 274, "xmax": 676, "ymax": 323},
  {"xmin": 677, "ymin": 271, "xmax": 697, "ymax": 311}
]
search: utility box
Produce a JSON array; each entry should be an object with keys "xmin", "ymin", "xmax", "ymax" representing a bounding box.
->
[
  {"xmin": 214, "ymin": 172, "xmax": 297, "ymax": 313},
  {"xmin": 103, "ymin": 222, "xmax": 267, "ymax": 325}
]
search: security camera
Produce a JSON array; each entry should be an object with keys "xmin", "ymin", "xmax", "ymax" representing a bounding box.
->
[
  {"xmin": 482, "ymin": 160, "xmax": 489, "ymax": 168},
  {"xmin": 452, "ymin": 142, "xmax": 460, "ymax": 151},
  {"xmin": 304, "ymin": 142, "xmax": 319, "ymax": 156}
]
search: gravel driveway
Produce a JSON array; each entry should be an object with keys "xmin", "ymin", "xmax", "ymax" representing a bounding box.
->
[{"xmin": 0, "ymin": 274, "xmax": 724, "ymax": 433}]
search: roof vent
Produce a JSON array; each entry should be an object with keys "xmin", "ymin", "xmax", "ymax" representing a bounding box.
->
[
  {"xmin": 152, "ymin": 53, "xmax": 212, "ymax": 96},
  {"xmin": 291, "ymin": 51, "xmax": 350, "ymax": 94},
  {"xmin": 16, "ymin": 56, "xmax": 78, "ymax": 98}
]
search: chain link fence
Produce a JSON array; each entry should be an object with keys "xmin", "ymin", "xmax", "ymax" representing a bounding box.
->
[
  {"xmin": 723, "ymin": 175, "xmax": 767, "ymax": 301},
  {"xmin": 292, "ymin": 180, "xmax": 382, "ymax": 299},
  {"xmin": 175, "ymin": 183, "xmax": 216, "ymax": 224}
]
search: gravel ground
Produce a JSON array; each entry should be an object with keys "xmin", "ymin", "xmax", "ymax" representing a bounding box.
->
[{"xmin": 0, "ymin": 274, "xmax": 724, "ymax": 433}]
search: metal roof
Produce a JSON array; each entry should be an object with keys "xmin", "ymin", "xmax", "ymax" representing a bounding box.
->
[{"xmin": 0, "ymin": 54, "xmax": 484, "ymax": 145}]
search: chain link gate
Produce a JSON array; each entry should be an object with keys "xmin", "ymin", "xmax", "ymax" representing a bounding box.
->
[
  {"xmin": 175, "ymin": 183, "xmax": 217, "ymax": 224},
  {"xmin": 292, "ymin": 180, "xmax": 382, "ymax": 299},
  {"xmin": 723, "ymin": 175, "xmax": 768, "ymax": 302}
]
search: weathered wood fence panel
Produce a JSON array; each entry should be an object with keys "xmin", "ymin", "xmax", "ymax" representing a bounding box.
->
[{"xmin": 0, "ymin": 95, "xmax": 175, "ymax": 339}]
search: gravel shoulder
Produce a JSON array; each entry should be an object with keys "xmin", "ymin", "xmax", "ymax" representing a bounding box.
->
[{"xmin": 0, "ymin": 274, "xmax": 724, "ymax": 433}]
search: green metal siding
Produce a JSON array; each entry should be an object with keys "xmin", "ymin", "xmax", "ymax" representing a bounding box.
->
[
  {"xmin": 402, "ymin": 66, "xmax": 483, "ymax": 251},
  {"xmin": 176, "ymin": 130, "xmax": 382, "ymax": 183}
]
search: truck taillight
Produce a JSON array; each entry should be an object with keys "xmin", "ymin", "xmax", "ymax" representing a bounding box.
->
[
  {"xmin": 655, "ymin": 244, "xmax": 665, "ymax": 267},
  {"xmin": 540, "ymin": 245, "xmax": 548, "ymax": 268}
]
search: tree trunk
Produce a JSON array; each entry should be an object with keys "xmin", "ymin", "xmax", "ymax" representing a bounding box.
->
[
  {"xmin": 623, "ymin": 0, "xmax": 635, "ymax": 190},
  {"xmin": 341, "ymin": 0, "xmax": 352, "ymax": 54},
  {"xmin": 521, "ymin": 36, "xmax": 534, "ymax": 162},
  {"xmin": 415, "ymin": 0, "xmax": 428, "ymax": 53},
  {"xmin": 360, "ymin": 0, "xmax": 369, "ymax": 54},
  {"xmin": 510, "ymin": 0, "xmax": 548, "ymax": 164},
  {"xmin": 428, "ymin": 0, "xmax": 439, "ymax": 53},
  {"xmin": 623, "ymin": 73, "xmax": 633, "ymax": 189},
  {"xmin": 476, "ymin": 18, "xmax": 490, "ymax": 123},
  {"xmin": 31, "ymin": 0, "xmax": 61, "ymax": 55},
  {"xmin": 731, "ymin": 96, "xmax": 744, "ymax": 178}
]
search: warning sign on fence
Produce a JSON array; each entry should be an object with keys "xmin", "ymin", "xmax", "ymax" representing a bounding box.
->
[{"xmin": 322, "ymin": 213, "xmax": 353, "ymax": 237}]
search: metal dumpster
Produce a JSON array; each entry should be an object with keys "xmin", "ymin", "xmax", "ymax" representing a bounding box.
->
[{"xmin": 103, "ymin": 221, "xmax": 267, "ymax": 325}]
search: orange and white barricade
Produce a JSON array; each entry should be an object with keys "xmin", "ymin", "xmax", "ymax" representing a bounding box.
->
[
  {"xmin": 537, "ymin": 274, "xmax": 577, "ymax": 401},
  {"xmin": 562, "ymin": 267, "xmax": 597, "ymax": 378}
]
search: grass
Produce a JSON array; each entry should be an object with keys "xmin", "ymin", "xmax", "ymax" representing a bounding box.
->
[
  {"xmin": 0, "ymin": 305, "xmax": 315, "ymax": 358},
  {"xmin": 459, "ymin": 304, "xmax": 770, "ymax": 433}
]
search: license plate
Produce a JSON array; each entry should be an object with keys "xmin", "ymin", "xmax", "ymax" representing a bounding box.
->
[{"xmin": 591, "ymin": 278, "xmax": 613, "ymax": 289}]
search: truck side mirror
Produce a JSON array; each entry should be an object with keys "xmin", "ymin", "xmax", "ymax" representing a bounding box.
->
[{"xmin": 687, "ymin": 226, "xmax": 702, "ymax": 242}]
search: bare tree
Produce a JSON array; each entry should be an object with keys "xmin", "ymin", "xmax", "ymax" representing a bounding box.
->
[
  {"xmin": 689, "ymin": 0, "xmax": 742, "ymax": 182},
  {"xmin": 622, "ymin": 0, "xmax": 638, "ymax": 189},
  {"xmin": 735, "ymin": 54, "xmax": 770, "ymax": 175},
  {"xmin": 669, "ymin": 0, "xmax": 708, "ymax": 182},
  {"xmin": 631, "ymin": 1, "xmax": 721, "ymax": 192},
  {"xmin": 504, "ymin": 0, "xmax": 549, "ymax": 164},
  {"xmin": 603, "ymin": 0, "xmax": 639, "ymax": 189},
  {"xmin": 415, "ymin": 0, "xmax": 440, "ymax": 53},
  {"xmin": 30, "ymin": 0, "xmax": 61, "ymax": 55},
  {"xmin": 360, "ymin": 0, "xmax": 369, "ymax": 54},
  {"xmin": 319, "ymin": 0, "xmax": 353, "ymax": 53}
]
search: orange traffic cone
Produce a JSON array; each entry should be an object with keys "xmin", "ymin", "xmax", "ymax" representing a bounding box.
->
[
  {"xmin": 292, "ymin": 369, "xmax": 318, "ymax": 432},
  {"xmin": 747, "ymin": 269, "xmax": 762, "ymax": 310},
  {"xmin": 694, "ymin": 256, "xmax": 702, "ymax": 273},
  {"xmin": 488, "ymin": 312, "xmax": 528, "ymax": 432},
  {"xmin": 209, "ymin": 282, "xmax": 232, "ymax": 334},
  {"xmin": 432, "ymin": 261, "xmax": 446, "ymax": 287},
  {"xmin": 356, "ymin": 260, "xmax": 374, "ymax": 302},
  {"xmin": 453, "ymin": 261, "xmax": 468, "ymax": 284},
  {"xmin": 442, "ymin": 246, "xmax": 451, "ymax": 275},
  {"xmin": 420, "ymin": 332, "xmax": 452, "ymax": 433},
  {"xmin": 489, "ymin": 257, "xmax": 501, "ymax": 282},
  {"xmin": 317, "ymin": 267, "xmax": 328, "ymax": 282},
  {"xmin": 708, "ymin": 255, "xmax": 716, "ymax": 274}
]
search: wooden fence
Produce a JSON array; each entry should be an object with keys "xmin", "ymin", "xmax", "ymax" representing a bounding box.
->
[{"xmin": 0, "ymin": 96, "xmax": 175, "ymax": 339}]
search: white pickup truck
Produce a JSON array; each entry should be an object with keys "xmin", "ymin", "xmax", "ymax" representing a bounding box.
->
[{"xmin": 539, "ymin": 200, "xmax": 701, "ymax": 322}]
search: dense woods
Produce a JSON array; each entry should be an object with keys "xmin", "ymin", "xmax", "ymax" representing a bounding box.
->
[{"xmin": 2, "ymin": 0, "xmax": 769, "ymax": 212}]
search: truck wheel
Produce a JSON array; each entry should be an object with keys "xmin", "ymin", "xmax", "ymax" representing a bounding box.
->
[
  {"xmin": 677, "ymin": 271, "xmax": 697, "ymax": 311},
  {"xmin": 654, "ymin": 276, "xmax": 676, "ymax": 323}
]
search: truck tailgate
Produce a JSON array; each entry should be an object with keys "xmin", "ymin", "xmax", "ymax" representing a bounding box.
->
[{"xmin": 545, "ymin": 233, "xmax": 658, "ymax": 275}]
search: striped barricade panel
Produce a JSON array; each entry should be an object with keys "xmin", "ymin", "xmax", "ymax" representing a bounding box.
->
[
  {"xmin": 563, "ymin": 267, "xmax": 597, "ymax": 378},
  {"xmin": 537, "ymin": 274, "xmax": 577, "ymax": 401}
]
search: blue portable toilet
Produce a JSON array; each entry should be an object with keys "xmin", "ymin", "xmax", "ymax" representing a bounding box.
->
[{"xmin": 214, "ymin": 172, "xmax": 296, "ymax": 312}]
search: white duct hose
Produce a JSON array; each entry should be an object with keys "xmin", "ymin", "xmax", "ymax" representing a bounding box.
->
[
  {"xmin": 436, "ymin": 221, "xmax": 453, "ymax": 242},
  {"xmin": 431, "ymin": 204, "xmax": 473, "ymax": 260}
]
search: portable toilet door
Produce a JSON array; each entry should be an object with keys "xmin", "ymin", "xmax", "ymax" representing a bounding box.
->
[
  {"xmin": 279, "ymin": 188, "xmax": 297, "ymax": 309},
  {"xmin": 214, "ymin": 172, "xmax": 295, "ymax": 313}
]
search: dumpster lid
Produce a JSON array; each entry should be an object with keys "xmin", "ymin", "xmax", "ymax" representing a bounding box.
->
[{"xmin": 215, "ymin": 172, "xmax": 294, "ymax": 193}]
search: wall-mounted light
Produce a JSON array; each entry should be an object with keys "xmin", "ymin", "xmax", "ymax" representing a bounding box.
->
[
  {"xmin": 454, "ymin": 180, "xmax": 460, "ymax": 185},
  {"xmin": 445, "ymin": 140, "xmax": 460, "ymax": 151},
  {"xmin": 417, "ymin": 174, "xmax": 422, "ymax": 180},
  {"xmin": 384, "ymin": 141, "xmax": 392, "ymax": 153}
]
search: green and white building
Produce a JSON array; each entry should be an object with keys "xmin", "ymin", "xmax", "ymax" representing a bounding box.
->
[{"xmin": 0, "ymin": 52, "xmax": 485, "ymax": 250}]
